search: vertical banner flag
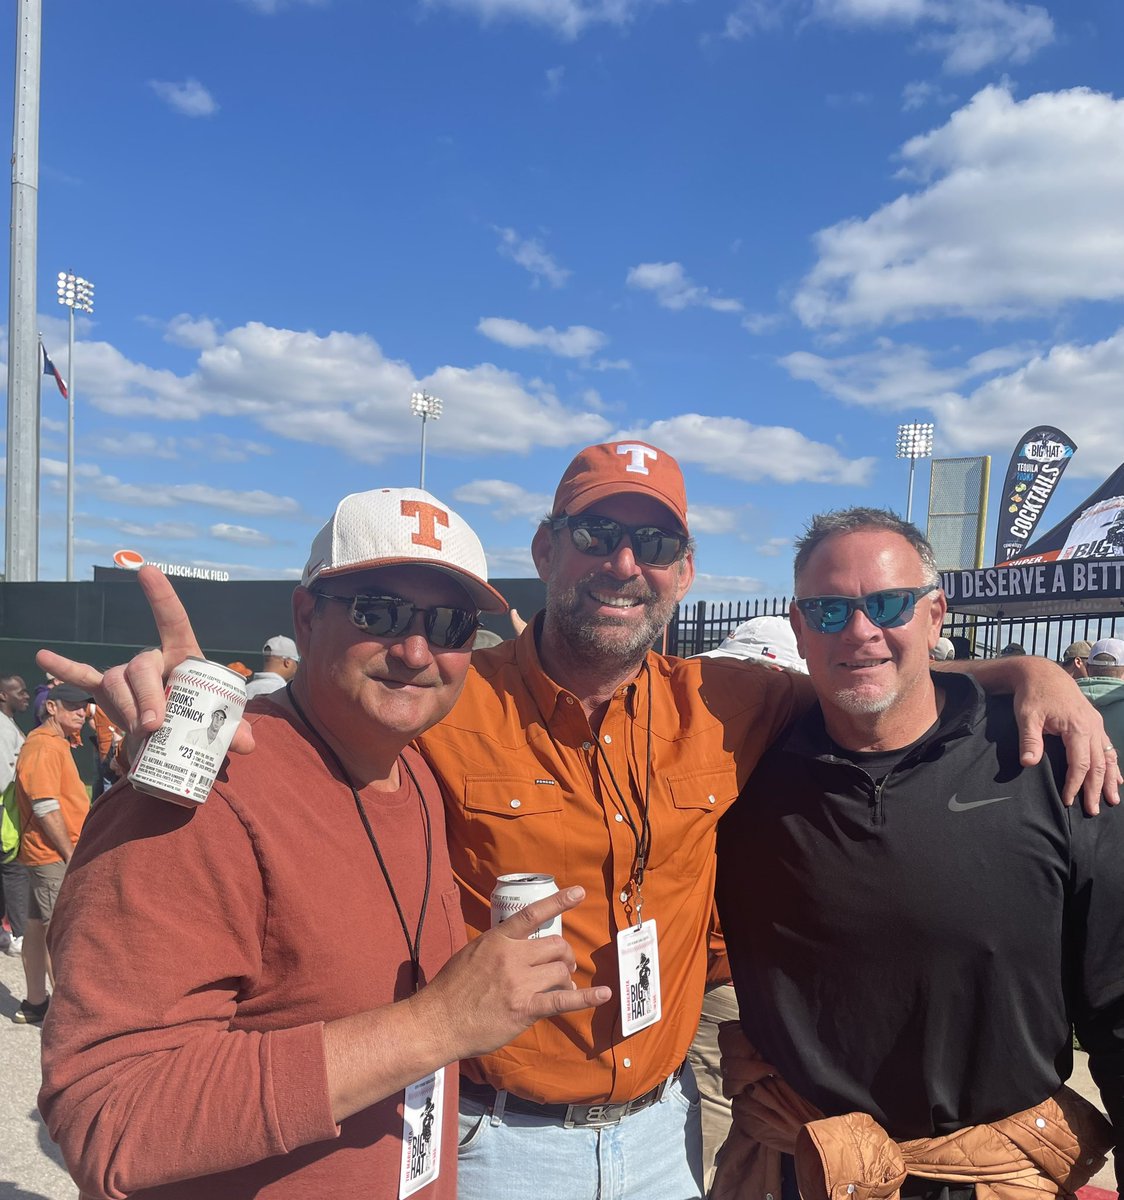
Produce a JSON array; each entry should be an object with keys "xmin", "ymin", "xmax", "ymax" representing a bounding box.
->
[
  {"xmin": 993, "ymin": 426, "xmax": 1077, "ymax": 564},
  {"xmin": 41, "ymin": 342, "xmax": 68, "ymax": 399}
]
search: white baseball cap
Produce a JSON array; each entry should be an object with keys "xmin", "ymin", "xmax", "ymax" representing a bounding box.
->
[
  {"xmin": 301, "ymin": 487, "xmax": 508, "ymax": 614},
  {"xmin": 1088, "ymin": 637, "xmax": 1124, "ymax": 667},
  {"xmin": 263, "ymin": 636, "xmax": 300, "ymax": 661},
  {"xmin": 697, "ymin": 615, "xmax": 807, "ymax": 674}
]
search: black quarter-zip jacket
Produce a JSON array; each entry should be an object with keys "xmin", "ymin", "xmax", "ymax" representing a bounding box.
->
[{"xmin": 716, "ymin": 671, "xmax": 1124, "ymax": 1186}]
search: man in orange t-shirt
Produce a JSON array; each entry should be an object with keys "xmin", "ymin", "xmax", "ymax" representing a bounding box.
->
[{"xmin": 14, "ymin": 682, "xmax": 92, "ymax": 1024}]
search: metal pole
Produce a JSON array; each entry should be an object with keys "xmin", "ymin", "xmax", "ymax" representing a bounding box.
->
[
  {"xmin": 906, "ymin": 456, "xmax": 917, "ymax": 523},
  {"xmin": 5, "ymin": 0, "xmax": 42, "ymax": 580},
  {"xmin": 419, "ymin": 414, "xmax": 428, "ymax": 490},
  {"xmin": 66, "ymin": 303, "xmax": 75, "ymax": 580}
]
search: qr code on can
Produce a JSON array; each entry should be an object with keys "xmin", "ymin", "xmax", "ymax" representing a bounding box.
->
[{"xmin": 147, "ymin": 726, "xmax": 171, "ymax": 748}]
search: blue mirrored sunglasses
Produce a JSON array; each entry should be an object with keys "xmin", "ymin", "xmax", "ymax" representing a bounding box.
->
[{"xmin": 795, "ymin": 584, "xmax": 938, "ymax": 634}]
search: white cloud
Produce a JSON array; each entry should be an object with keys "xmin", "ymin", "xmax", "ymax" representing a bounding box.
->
[
  {"xmin": 495, "ymin": 227, "xmax": 570, "ymax": 288},
  {"xmin": 755, "ymin": 537, "xmax": 792, "ymax": 557},
  {"xmin": 781, "ymin": 339, "xmax": 989, "ymax": 409},
  {"xmin": 477, "ymin": 316, "xmax": 609, "ymax": 359},
  {"xmin": 794, "ymin": 86, "xmax": 1124, "ymax": 328},
  {"xmin": 82, "ymin": 514, "xmax": 200, "ymax": 541},
  {"xmin": 901, "ymin": 79, "xmax": 956, "ymax": 111},
  {"xmin": 545, "ymin": 65, "xmax": 565, "ymax": 96},
  {"xmin": 686, "ymin": 504, "xmax": 741, "ymax": 535},
  {"xmin": 148, "ymin": 78, "xmax": 219, "ymax": 118},
  {"xmin": 74, "ymin": 320, "xmax": 613, "ymax": 462},
  {"xmin": 211, "ymin": 523, "xmax": 272, "ymax": 546},
  {"xmin": 453, "ymin": 479, "xmax": 553, "ymax": 521},
  {"xmin": 779, "ymin": 327, "xmax": 1124, "ymax": 482},
  {"xmin": 424, "ymin": 0, "xmax": 669, "ymax": 39},
  {"xmin": 74, "ymin": 462, "xmax": 302, "ymax": 517},
  {"xmin": 686, "ymin": 572, "xmax": 770, "ymax": 599},
  {"xmin": 724, "ymin": 0, "xmax": 786, "ymax": 38},
  {"xmin": 165, "ymin": 314, "xmax": 220, "ymax": 349},
  {"xmin": 933, "ymin": 326, "xmax": 1124, "ymax": 480},
  {"xmin": 615, "ymin": 414, "xmax": 876, "ymax": 485},
  {"xmin": 87, "ymin": 431, "xmax": 182, "ymax": 459},
  {"xmin": 742, "ymin": 312, "xmax": 784, "ymax": 335},
  {"xmin": 727, "ymin": 0, "xmax": 1053, "ymax": 72},
  {"xmin": 238, "ymin": 0, "xmax": 328, "ymax": 12},
  {"xmin": 181, "ymin": 433, "xmax": 274, "ymax": 463},
  {"xmin": 626, "ymin": 262, "xmax": 743, "ymax": 313},
  {"xmin": 483, "ymin": 546, "xmax": 538, "ymax": 576}
]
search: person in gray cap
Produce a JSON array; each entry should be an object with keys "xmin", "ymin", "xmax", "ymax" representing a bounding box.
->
[
  {"xmin": 1078, "ymin": 637, "xmax": 1124, "ymax": 758},
  {"xmin": 12, "ymin": 681, "xmax": 93, "ymax": 1024},
  {"xmin": 244, "ymin": 634, "xmax": 301, "ymax": 699},
  {"xmin": 1062, "ymin": 640, "xmax": 1092, "ymax": 680}
]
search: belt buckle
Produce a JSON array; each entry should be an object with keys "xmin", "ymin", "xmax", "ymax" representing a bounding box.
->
[{"xmin": 564, "ymin": 1102, "xmax": 626, "ymax": 1129}]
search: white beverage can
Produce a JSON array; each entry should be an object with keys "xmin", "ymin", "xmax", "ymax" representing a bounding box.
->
[
  {"xmin": 490, "ymin": 873, "xmax": 561, "ymax": 939},
  {"xmin": 127, "ymin": 657, "xmax": 247, "ymax": 808}
]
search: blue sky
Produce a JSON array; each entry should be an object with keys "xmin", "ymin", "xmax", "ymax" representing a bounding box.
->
[{"xmin": 3, "ymin": 0, "xmax": 1124, "ymax": 599}]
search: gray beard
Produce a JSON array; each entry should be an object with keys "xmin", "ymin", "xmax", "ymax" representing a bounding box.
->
[
  {"xmin": 544, "ymin": 575, "xmax": 680, "ymax": 669},
  {"xmin": 830, "ymin": 687, "xmax": 898, "ymax": 715}
]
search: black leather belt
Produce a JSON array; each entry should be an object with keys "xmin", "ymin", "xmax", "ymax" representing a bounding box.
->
[{"xmin": 460, "ymin": 1064, "xmax": 684, "ymax": 1129}]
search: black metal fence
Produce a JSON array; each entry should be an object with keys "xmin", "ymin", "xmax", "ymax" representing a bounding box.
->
[{"xmin": 667, "ymin": 597, "xmax": 1124, "ymax": 661}]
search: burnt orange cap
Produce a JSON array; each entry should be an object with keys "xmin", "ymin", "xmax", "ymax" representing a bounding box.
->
[{"xmin": 550, "ymin": 441, "xmax": 689, "ymax": 530}]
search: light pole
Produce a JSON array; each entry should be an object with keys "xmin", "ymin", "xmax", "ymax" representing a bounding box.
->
[
  {"xmin": 57, "ymin": 270, "xmax": 94, "ymax": 580},
  {"xmin": 895, "ymin": 421, "xmax": 934, "ymax": 524},
  {"xmin": 410, "ymin": 391, "xmax": 442, "ymax": 491}
]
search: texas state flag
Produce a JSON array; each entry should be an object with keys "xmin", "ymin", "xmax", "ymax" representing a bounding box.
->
[{"xmin": 42, "ymin": 343, "xmax": 68, "ymax": 399}]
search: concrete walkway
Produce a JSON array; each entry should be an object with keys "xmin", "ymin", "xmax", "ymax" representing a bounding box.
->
[
  {"xmin": 0, "ymin": 936, "xmax": 1117, "ymax": 1197},
  {"xmin": 0, "ymin": 942, "xmax": 74, "ymax": 1200}
]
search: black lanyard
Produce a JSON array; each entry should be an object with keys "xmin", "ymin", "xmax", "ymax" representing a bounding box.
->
[
  {"xmin": 285, "ymin": 683, "xmax": 432, "ymax": 992},
  {"xmin": 592, "ymin": 662, "xmax": 653, "ymax": 911}
]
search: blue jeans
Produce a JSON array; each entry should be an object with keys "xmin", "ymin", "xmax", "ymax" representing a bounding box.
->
[{"xmin": 456, "ymin": 1064, "xmax": 704, "ymax": 1200}]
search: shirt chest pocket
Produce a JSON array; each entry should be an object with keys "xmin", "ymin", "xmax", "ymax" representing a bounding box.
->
[
  {"xmin": 658, "ymin": 766, "xmax": 740, "ymax": 874},
  {"xmin": 461, "ymin": 776, "xmax": 566, "ymax": 878}
]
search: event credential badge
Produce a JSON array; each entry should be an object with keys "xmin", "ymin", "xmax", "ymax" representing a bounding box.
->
[
  {"xmin": 399, "ymin": 1068, "xmax": 444, "ymax": 1198},
  {"xmin": 617, "ymin": 920, "xmax": 661, "ymax": 1037}
]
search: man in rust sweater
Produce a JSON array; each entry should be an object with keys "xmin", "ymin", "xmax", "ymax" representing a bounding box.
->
[{"xmin": 38, "ymin": 487, "xmax": 609, "ymax": 1200}]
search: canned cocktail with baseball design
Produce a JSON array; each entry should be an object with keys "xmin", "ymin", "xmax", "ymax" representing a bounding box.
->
[
  {"xmin": 127, "ymin": 657, "xmax": 247, "ymax": 807},
  {"xmin": 490, "ymin": 873, "xmax": 561, "ymax": 938}
]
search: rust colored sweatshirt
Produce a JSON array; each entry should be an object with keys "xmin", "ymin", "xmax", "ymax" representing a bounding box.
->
[{"xmin": 39, "ymin": 699, "xmax": 464, "ymax": 1200}]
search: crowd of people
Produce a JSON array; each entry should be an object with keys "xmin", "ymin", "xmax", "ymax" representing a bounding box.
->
[{"xmin": 1, "ymin": 438, "xmax": 1122, "ymax": 1200}]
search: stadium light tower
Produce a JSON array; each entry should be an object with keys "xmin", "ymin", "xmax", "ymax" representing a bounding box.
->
[
  {"xmin": 57, "ymin": 269, "xmax": 95, "ymax": 581},
  {"xmin": 896, "ymin": 421, "xmax": 934, "ymax": 524},
  {"xmin": 410, "ymin": 391, "xmax": 443, "ymax": 491}
]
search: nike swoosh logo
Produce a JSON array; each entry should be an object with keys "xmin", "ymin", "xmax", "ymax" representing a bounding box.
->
[{"xmin": 948, "ymin": 794, "xmax": 1011, "ymax": 812}]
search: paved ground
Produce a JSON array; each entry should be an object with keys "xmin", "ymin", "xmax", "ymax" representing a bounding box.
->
[
  {"xmin": 0, "ymin": 934, "xmax": 1117, "ymax": 1197},
  {"xmin": 0, "ymin": 942, "xmax": 74, "ymax": 1200}
]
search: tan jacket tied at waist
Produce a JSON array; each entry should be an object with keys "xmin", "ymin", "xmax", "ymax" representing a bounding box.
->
[{"xmin": 711, "ymin": 1022, "xmax": 1114, "ymax": 1200}]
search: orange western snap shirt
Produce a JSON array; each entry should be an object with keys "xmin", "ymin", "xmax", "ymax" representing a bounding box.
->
[
  {"xmin": 16, "ymin": 723, "xmax": 90, "ymax": 866},
  {"xmin": 414, "ymin": 616, "xmax": 808, "ymax": 1106}
]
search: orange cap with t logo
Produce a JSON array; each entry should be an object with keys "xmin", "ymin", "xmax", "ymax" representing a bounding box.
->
[{"xmin": 550, "ymin": 441, "xmax": 689, "ymax": 530}]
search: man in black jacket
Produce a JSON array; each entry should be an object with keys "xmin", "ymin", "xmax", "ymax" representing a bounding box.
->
[{"xmin": 716, "ymin": 507, "xmax": 1124, "ymax": 1200}]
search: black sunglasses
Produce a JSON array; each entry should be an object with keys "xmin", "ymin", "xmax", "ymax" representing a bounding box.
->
[
  {"xmin": 795, "ymin": 585, "xmax": 938, "ymax": 635},
  {"xmin": 313, "ymin": 592, "xmax": 479, "ymax": 649},
  {"xmin": 551, "ymin": 514, "xmax": 689, "ymax": 568}
]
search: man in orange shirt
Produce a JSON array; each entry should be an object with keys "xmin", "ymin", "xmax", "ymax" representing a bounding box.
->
[{"xmin": 14, "ymin": 682, "xmax": 92, "ymax": 1024}]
